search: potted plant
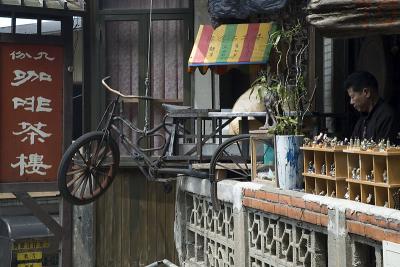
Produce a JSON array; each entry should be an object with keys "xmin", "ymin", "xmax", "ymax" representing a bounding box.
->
[{"xmin": 250, "ymin": 22, "xmax": 316, "ymax": 189}]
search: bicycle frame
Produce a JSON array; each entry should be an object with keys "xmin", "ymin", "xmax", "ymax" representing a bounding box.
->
[
  {"xmin": 95, "ymin": 95, "xmax": 208, "ymax": 181},
  {"xmin": 58, "ymin": 77, "xmax": 251, "ymax": 207}
]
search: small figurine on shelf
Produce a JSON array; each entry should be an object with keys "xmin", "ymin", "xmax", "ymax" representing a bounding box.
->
[
  {"xmin": 384, "ymin": 201, "xmax": 389, "ymax": 208},
  {"xmin": 321, "ymin": 163, "xmax": 326, "ymax": 175},
  {"xmin": 308, "ymin": 161, "xmax": 315, "ymax": 173},
  {"xmin": 387, "ymin": 139, "xmax": 391, "ymax": 150},
  {"xmin": 356, "ymin": 138, "xmax": 361, "ymax": 147},
  {"xmin": 344, "ymin": 188, "xmax": 350, "ymax": 200},
  {"xmin": 356, "ymin": 168, "xmax": 361, "ymax": 180},
  {"xmin": 319, "ymin": 190, "xmax": 325, "ymax": 196},
  {"xmin": 366, "ymin": 139, "xmax": 376, "ymax": 150},
  {"xmin": 383, "ymin": 170, "xmax": 388, "ymax": 183},
  {"xmin": 360, "ymin": 139, "xmax": 367, "ymax": 151},
  {"xmin": 366, "ymin": 170, "xmax": 374, "ymax": 181},
  {"xmin": 313, "ymin": 132, "xmax": 324, "ymax": 146},
  {"xmin": 329, "ymin": 163, "xmax": 335, "ymax": 177},
  {"xmin": 355, "ymin": 194, "xmax": 360, "ymax": 202},
  {"xmin": 349, "ymin": 138, "xmax": 354, "ymax": 148},
  {"xmin": 378, "ymin": 139, "xmax": 386, "ymax": 152},
  {"xmin": 322, "ymin": 134, "xmax": 329, "ymax": 147},
  {"xmin": 366, "ymin": 193, "xmax": 374, "ymax": 204},
  {"xmin": 303, "ymin": 137, "xmax": 311, "ymax": 147},
  {"xmin": 330, "ymin": 190, "xmax": 336, "ymax": 197},
  {"xmin": 330, "ymin": 137, "xmax": 338, "ymax": 147},
  {"xmin": 352, "ymin": 168, "xmax": 357, "ymax": 179},
  {"xmin": 343, "ymin": 138, "xmax": 348, "ymax": 146}
]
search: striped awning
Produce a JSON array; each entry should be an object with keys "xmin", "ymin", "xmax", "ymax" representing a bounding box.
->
[{"xmin": 188, "ymin": 23, "xmax": 276, "ymax": 72}]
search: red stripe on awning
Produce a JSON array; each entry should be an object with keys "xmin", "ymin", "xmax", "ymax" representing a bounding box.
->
[
  {"xmin": 192, "ymin": 25, "xmax": 214, "ymax": 64},
  {"xmin": 239, "ymin": 23, "xmax": 260, "ymax": 62}
]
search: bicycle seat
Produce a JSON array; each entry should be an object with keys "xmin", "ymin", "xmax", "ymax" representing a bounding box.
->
[{"xmin": 162, "ymin": 104, "xmax": 191, "ymax": 113}]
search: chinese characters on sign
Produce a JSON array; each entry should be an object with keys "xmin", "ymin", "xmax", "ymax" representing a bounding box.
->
[{"xmin": 0, "ymin": 44, "xmax": 63, "ymax": 183}]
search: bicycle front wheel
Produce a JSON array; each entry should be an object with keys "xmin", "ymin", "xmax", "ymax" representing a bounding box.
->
[
  {"xmin": 210, "ymin": 134, "xmax": 252, "ymax": 183},
  {"xmin": 58, "ymin": 131, "xmax": 120, "ymax": 205},
  {"xmin": 209, "ymin": 134, "xmax": 252, "ymax": 209}
]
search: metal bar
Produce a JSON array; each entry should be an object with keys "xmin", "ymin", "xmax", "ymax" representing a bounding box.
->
[
  {"xmin": 157, "ymin": 168, "xmax": 208, "ymax": 179},
  {"xmin": 163, "ymin": 155, "xmax": 202, "ymax": 161},
  {"xmin": 184, "ymin": 117, "xmax": 235, "ymax": 156},
  {"xmin": 13, "ymin": 192, "xmax": 63, "ymax": 238},
  {"xmin": 196, "ymin": 117, "xmax": 202, "ymax": 161},
  {"xmin": 218, "ymin": 118, "xmax": 222, "ymax": 145},
  {"xmin": 37, "ymin": 18, "xmax": 42, "ymax": 34}
]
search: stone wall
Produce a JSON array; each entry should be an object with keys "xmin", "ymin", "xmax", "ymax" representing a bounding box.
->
[{"xmin": 175, "ymin": 177, "xmax": 400, "ymax": 266}]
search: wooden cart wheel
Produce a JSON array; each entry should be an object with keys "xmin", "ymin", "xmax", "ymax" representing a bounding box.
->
[
  {"xmin": 58, "ymin": 131, "xmax": 120, "ymax": 205},
  {"xmin": 209, "ymin": 134, "xmax": 252, "ymax": 208}
]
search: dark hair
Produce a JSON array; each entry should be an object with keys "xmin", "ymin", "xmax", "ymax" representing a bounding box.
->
[{"xmin": 344, "ymin": 71, "xmax": 378, "ymax": 93}]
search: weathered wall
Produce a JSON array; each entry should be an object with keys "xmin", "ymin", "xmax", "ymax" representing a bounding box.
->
[
  {"xmin": 95, "ymin": 169, "xmax": 177, "ymax": 267},
  {"xmin": 176, "ymin": 177, "xmax": 400, "ymax": 266}
]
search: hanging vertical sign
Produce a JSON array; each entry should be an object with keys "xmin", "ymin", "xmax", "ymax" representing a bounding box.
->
[{"xmin": 0, "ymin": 43, "xmax": 63, "ymax": 183}]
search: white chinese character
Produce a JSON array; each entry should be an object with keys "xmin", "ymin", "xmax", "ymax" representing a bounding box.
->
[
  {"xmin": 11, "ymin": 70, "xmax": 52, "ymax": 87},
  {"xmin": 12, "ymin": 96, "xmax": 52, "ymax": 112},
  {"xmin": 12, "ymin": 96, "xmax": 35, "ymax": 112},
  {"xmin": 36, "ymin": 96, "xmax": 52, "ymax": 112},
  {"xmin": 12, "ymin": 122, "xmax": 52, "ymax": 145},
  {"xmin": 10, "ymin": 153, "xmax": 51, "ymax": 176},
  {"xmin": 34, "ymin": 52, "xmax": 55, "ymax": 61},
  {"xmin": 9, "ymin": 51, "xmax": 32, "ymax": 60}
]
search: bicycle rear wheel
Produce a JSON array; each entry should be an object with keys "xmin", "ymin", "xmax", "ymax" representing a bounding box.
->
[
  {"xmin": 58, "ymin": 131, "xmax": 120, "ymax": 205},
  {"xmin": 209, "ymin": 134, "xmax": 251, "ymax": 208}
]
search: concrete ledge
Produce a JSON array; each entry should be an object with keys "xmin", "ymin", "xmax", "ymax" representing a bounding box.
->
[
  {"xmin": 243, "ymin": 186, "xmax": 400, "ymax": 244},
  {"xmin": 179, "ymin": 176, "xmax": 400, "ymax": 244}
]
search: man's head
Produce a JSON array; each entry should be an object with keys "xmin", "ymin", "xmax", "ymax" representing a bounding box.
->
[{"xmin": 344, "ymin": 71, "xmax": 379, "ymax": 113}]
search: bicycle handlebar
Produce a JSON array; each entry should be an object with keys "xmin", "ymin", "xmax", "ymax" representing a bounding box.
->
[{"xmin": 102, "ymin": 76, "xmax": 154, "ymax": 101}]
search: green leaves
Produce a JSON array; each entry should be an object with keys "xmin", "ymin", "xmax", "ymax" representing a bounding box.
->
[{"xmin": 248, "ymin": 21, "xmax": 311, "ymax": 136}]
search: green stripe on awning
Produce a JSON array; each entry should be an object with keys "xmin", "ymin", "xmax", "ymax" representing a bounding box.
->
[{"xmin": 216, "ymin": 24, "xmax": 237, "ymax": 63}]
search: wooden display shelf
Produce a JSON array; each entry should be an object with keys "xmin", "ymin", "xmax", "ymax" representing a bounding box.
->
[
  {"xmin": 346, "ymin": 179, "xmax": 400, "ymax": 188},
  {"xmin": 301, "ymin": 146, "xmax": 347, "ymax": 152},
  {"xmin": 302, "ymin": 145, "xmax": 400, "ymax": 209},
  {"xmin": 303, "ymin": 172, "xmax": 346, "ymax": 181},
  {"xmin": 304, "ymin": 175, "xmax": 347, "ymax": 198},
  {"xmin": 343, "ymin": 149, "xmax": 400, "ymax": 156}
]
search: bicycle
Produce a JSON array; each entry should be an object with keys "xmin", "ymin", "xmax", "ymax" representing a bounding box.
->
[{"xmin": 57, "ymin": 77, "xmax": 254, "ymax": 207}]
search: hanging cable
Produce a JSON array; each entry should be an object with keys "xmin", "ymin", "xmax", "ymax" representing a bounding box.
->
[{"xmin": 144, "ymin": 0, "xmax": 153, "ymax": 133}]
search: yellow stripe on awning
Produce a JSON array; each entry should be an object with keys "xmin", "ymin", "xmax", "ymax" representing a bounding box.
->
[
  {"xmin": 189, "ymin": 23, "xmax": 276, "ymax": 68},
  {"xmin": 227, "ymin": 24, "xmax": 249, "ymax": 63}
]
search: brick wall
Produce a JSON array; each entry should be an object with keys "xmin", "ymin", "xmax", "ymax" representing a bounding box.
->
[
  {"xmin": 176, "ymin": 177, "xmax": 400, "ymax": 266},
  {"xmin": 243, "ymin": 188, "xmax": 400, "ymax": 244}
]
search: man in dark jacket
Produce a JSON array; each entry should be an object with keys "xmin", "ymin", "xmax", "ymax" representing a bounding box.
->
[{"xmin": 345, "ymin": 71, "xmax": 399, "ymax": 144}]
